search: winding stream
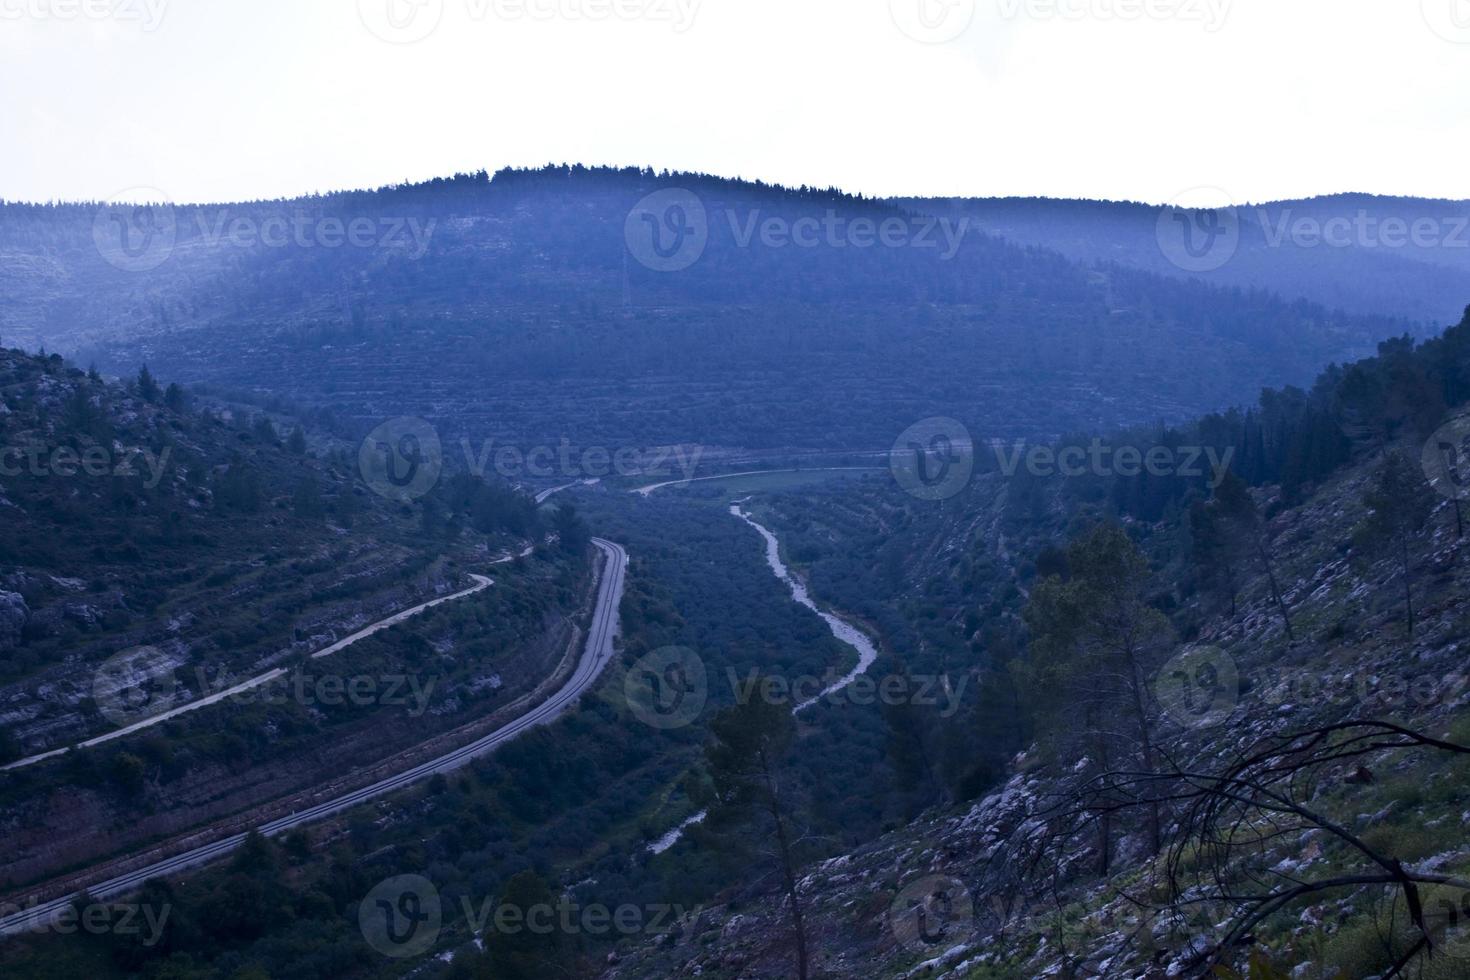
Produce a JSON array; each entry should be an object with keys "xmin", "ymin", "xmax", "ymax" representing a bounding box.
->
[
  {"xmin": 647, "ymin": 503, "xmax": 879, "ymax": 853},
  {"xmin": 729, "ymin": 503, "xmax": 879, "ymax": 710}
]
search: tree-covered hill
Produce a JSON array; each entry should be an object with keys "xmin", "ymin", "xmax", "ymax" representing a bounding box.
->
[{"xmin": 0, "ymin": 167, "xmax": 1423, "ymax": 451}]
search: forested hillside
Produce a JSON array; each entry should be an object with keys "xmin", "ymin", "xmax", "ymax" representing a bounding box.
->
[
  {"xmin": 0, "ymin": 347, "xmax": 603, "ymax": 896},
  {"xmin": 0, "ymin": 167, "xmax": 1419, "ymax": 450},
  {"xmin": 597, "ymin": 308, "xmax": 1470, "ymax": 978}
]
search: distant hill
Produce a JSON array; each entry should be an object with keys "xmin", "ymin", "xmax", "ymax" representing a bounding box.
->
[
  {"xmin": 902, "ymin": 193, "xmax": 1470, "ymax": 326},
  {"xmin": 0, "ymin": 168, "xmax": 1434, "ymax": 450}
]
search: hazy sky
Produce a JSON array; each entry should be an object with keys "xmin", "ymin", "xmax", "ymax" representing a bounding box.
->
[{"xmin": 2, "ymin": 0, "xmax": 1468, "ymax": 205}]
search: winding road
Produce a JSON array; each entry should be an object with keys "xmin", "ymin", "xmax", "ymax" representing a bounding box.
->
[
  {"xmin": 2, "ymin": 545, "xmax": 537, "ymax": 773},
  {"xmin": 632, "ymin": 467, "xmax": 880, "ymax": 497},
  {"xmin": 0, "ymin": 539, "xmax": 626, "ymax": 938}
]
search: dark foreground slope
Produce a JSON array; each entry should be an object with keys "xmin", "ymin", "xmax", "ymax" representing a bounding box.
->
[
  {"xmin": 0, "ymin": 348, "xmax": 599, "ymax": 892},
  {"xmin": 601, "ymin": 311, "xmax": 1470, "ymax": 979}
]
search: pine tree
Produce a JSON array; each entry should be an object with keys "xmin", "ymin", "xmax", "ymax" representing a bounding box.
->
[
  {"xmin": 1210, "ymin": 471, "xmax": 1295, "ymax": 640},
  {"xmin": 136, "ymin": 364, "xmax": 160, "ymax": 403},
  {"xmin": 882, "ymin": 663, "xmax": 941, "ymax": 802},
  {"xmin": 484, "ymin": 870, "xmax": 564, "ymax": 980},
  {"xmin": 1022, "ymin": 524, "xmax": 1174, "ymax": 867},
  {"xmin": 706, "ymin": 694, "xmax": 810, "ymax": 980},
  {"xmin": 1355, "ymin": 451, "xmax": 1435, "ymax": 639}
]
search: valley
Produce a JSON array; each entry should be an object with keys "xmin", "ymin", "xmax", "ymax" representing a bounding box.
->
[{"xmin": 3, "ymin": 165, "xmax": 1469, "ymax": 980}]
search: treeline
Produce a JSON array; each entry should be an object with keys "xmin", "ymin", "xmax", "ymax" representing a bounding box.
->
[
  {"xmin": 749, "ymin": 306, "xmax": 1470, "ymax": 819},
  {"xmin": 1002, "ymin": 306, "xmax": 1470, "ymax": 523}
]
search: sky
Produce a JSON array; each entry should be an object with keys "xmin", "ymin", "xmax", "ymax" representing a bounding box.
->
[{"xmin": 1, "ymin": 0, "xmax": 1468, "ymax": 206}]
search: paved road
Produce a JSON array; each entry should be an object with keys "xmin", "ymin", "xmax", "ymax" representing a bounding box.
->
[
  {"xmin": 0, "ymin": 538, "xmax": 627, "ymax": 937},
  {"xmin": 534, "ymin": 479, "xmax": 600, "ymax": 504},
  {"xmin": 632, "ymin": 467, "xmax": 882, "ymax": 496},
  {"xmin": 1, "ymin": 553, "xmax": 534, "ymax": 773}
]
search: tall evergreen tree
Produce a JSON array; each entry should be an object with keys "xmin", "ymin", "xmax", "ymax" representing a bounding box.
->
[
  {"xmin": 705, "ymin": 694, "xmax": 810, "ymax": 980},
  {"xmin": 1355, "ymin": 451, "xmax": 1435, "ymax": 639},
  {"xmin": 1209, "ymin": 471, "xmax": 1295, "ymax": 640},
  {"xmin": 1023, "ymin": 523, "xmax": 1175, "ymax": 868},
  {"xmin": 136, "ymin": 363, "xmax": 160, "ymax": 403}
]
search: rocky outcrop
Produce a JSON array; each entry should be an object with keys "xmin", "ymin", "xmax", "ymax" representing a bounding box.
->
[{"xmin": 0, "ymin": 590, "xmax": 27, "ymax": 651}]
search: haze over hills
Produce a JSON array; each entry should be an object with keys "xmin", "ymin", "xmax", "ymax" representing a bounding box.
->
[
  {"xmin": 11, "ymin": 1, "xmax": 1470, "ymax": 975},
  {"xmin": 904, "ymin": 192, "xmax": 1470, "ymax": 327},
  {"xmin": 1, "ymin": 167, "xmax": 1432, "ymax": 453}
]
